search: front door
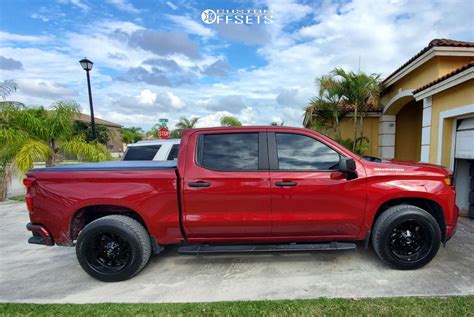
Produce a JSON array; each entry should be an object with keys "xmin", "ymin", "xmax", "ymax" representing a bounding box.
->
[
  {"xmin": 183, "ymin": 131, "xmax": 271, "ymax": 239},
  {"xmin": 268, "ymin": 132, "xmax": 366, "ymax": 238}
]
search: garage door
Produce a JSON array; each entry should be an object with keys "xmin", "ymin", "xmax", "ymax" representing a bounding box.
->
[{"xmin": 455, "ymin": 117, "xmax": 474, "ymax": 159}]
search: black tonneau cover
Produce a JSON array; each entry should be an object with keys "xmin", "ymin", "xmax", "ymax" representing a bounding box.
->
[{"xmin": 29, "ymin": 160, "xmax": 177, "ymax": 172}]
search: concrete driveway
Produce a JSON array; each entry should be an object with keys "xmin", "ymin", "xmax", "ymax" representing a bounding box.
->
[{"xmin": 0, "ymin": 200, "xmax": 473, "ymax": 303}]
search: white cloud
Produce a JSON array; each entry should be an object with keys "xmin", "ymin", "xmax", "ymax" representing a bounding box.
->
[
  {"xmin": 69, "ymin": 0, "xmax": 90, "ymax": 12},
  {"xmin": 166, "ymin": 15, "xmax": 215, "ymax": 37},
  {"xmin": 155, "ymin": 91, "xmax": 185, "ymax": 109},
  {"xmin": 0, "ymin": 31, "xmax": 51, "ymax": 43},
  {"xmin": 166, "ymin": 1, "xmax": 178, "ymax": 10},
  {"xmin": 106, "ymin": 0, "xmax": 140, "ymax": 14},
  {"xmin": 17, "ymin": 79, "xmax": 78, "ymax": 98},
  {"xmin": 31, "ymin": 13, "xmax": 50, "ymax": 22},
  {"xmin": 136, "ymin": 89, "xmax": 156, "ymax": 104},
  {"xmin": 195, "ymin": 111, "xmax": 233, "ymax": 127}
]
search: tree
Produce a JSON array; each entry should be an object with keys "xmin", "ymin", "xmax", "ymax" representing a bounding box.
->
[
  {"xmin": 0, "ymin": 80, "xmax": 17, "ymax": 99},
  {"xmin": 176, "ymin": 117, "xmax": 199, "ymax": 130},
  {"xmin": 220, "ymin": 116, "xmax": 242, "ymax": 127},
  {"xmin": 146, "ymin": 123, "xmax": 161, "ymax": 138},
  {"xmin": 120, "ymin": 127, "xmax": 143, "ymax": 144},
  {"xmin": 0, "ymin": 79, "xmax": 18, "ymax": 200},
  {"xmin": 74, "ymin": 121, "xmax": 111, "ymax": 145},
  {"xmin": 0, "ymin": 100, "xmax": 112, "ymax": 179},
  {"xmin": 173, "ymin": 116, "xmax": 199, "ymax": 138},
  {"xmin": 305, "ymin": 68, "xmax": 381, "ymax": 154},
  {"xmin": 304, "ymin": 74, "xmax": 347, "ymax": 142},
  {"xmin": 331, "ymin": 68, "xmax": 381, "ymax": 151}
]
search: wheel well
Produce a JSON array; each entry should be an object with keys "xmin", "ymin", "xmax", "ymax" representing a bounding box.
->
[
  {"xmin": 70, "ymin": 205, "xmax": 148, "ymax": 241},
  {"xmin": 372, "ymin": 198, "xmax": 446, "ymax": 241}
]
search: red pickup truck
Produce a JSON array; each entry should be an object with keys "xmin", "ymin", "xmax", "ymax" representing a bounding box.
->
[{"xmin": 24, "ymin": 126, "xmax": 458, "ymax": 281}]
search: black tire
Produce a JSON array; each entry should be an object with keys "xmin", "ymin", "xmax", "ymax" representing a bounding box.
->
[
  {"xmin": 76, "ymin": 215, "xmax": 151, "ymax": 282},
  {"xmin": 469, "ymin": 204, "xmax": 474, "ymax": 219},
  {"xmin": 469, "ymin": 191, "xmax": 474, "ymax": 204},
  {"xmin": 372, "ymin": 205, "xmax": 441, "ymax": 270}
]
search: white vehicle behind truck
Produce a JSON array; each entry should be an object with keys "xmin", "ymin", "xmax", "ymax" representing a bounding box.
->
[{"xmin": 123, "ymin": 139, "xmax": 180, "ymax": 161}]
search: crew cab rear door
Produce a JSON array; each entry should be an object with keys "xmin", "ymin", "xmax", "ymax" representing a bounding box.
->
[
  {"xmin": 268, "ymin": 131, "xmax": 366, "ymax": 238},
  {"xmin": 182, "ymin": 131, "xmax": 271, "ymax": 239}
]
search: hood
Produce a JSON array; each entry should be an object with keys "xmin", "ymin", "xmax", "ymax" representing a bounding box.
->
[{"xmin": 363, "ymin": 158, "xmax": 451, "ymax": 177}]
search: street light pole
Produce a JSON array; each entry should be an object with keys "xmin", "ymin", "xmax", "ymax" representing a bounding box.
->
[{"xmin": 79, "ymin": 58, "xmax": 96, "ymax": 140}]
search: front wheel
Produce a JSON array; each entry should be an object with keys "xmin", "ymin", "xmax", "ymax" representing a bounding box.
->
[
  {"xmin": 76, "ymin": 215, "xmax": 151, "ymax": 282},
  {"xmin": 372, "ymin": 205, "xmax": 441, "ymax": 270}
]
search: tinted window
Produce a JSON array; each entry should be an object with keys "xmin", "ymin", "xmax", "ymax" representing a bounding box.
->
[
  {"xmin": 275, "ymin": 133, "xmax": 340, "ymax": 170},
  {"xmin": 168, "ymin": 144, "xmax": 179, "ymax": 160},
  {"xmin": 123, "ymin": 145, "xmax": 161, "ymax": 161},
  {"xmin": 200, "ymin": 133, "xmax": 259, "ymax": 170}
]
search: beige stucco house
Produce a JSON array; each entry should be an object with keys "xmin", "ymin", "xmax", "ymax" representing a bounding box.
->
[
  {"xmin": 380, "ymin": 39, "xmax": 473, "ymax": 215},
  {"xmin": 305, "ymin": 39, "xmax": 474, "ymax": 215}
]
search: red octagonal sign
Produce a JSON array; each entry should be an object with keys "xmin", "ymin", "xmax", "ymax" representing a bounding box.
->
[{"xmin": 158, "ymin": 127, "xmax": 170, "ymax": 139}]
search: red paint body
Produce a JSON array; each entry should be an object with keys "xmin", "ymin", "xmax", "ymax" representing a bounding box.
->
[{"xmin": 25, "ymin": 127, "xmax": 458, "ymax": 247}]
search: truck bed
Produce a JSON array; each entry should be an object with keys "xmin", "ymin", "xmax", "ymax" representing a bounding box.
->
[{"xmin": 26, "ymin": 160, "xmax": 182, "ymax": 246}]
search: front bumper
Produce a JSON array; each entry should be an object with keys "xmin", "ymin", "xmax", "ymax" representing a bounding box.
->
[
  {"xmin": 26, "ymin": 223, "xmax": 54, "ymax": 246},
  {"xmin": 445, "ymin": 205, "xmax": 459, "ymax": 243}
]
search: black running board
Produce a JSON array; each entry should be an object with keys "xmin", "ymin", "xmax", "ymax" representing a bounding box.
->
[{"xmin": 177, "ymin": 242, "xmax": 356, "ymax": 254}]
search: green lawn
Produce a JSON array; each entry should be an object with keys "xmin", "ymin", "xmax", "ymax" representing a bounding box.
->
[
  {"xmin": 7, "ymin": 194, "xmax": 25, "ymax": 202},
  {"xmin": 1, "ymin": 296, "xmax": 473, "ymax": 316}
]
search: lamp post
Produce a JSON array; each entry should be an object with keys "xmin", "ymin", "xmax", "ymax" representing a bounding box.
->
[{"xmin": 79, "ymin": 57, "xmax": 96, "ymax": 140}]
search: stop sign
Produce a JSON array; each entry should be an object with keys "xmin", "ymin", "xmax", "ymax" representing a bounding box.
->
[{"xmin": 158, "ymin": 127, "xmax": 170, "ymax": 139}]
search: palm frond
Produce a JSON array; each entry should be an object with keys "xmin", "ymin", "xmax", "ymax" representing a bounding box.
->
[
  {"xmin": 15, "ymin": 140, "xmax": 51, "ymax": 175},
  {"xmin": 60, "ymin": 137, "xmax": 112, "ymax": 162},
  {"xmin": 0, "ymin": 80, "xmax": 17, "ymax": 99},
  {"xmin": 46, "ymin": 100, "xmax": 80, "ymax": 140}
]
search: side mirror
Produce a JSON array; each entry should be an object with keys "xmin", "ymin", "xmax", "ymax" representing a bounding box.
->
[{"xmin": 339, "ymin": 157, "xmax": 357, "ymax": 173}]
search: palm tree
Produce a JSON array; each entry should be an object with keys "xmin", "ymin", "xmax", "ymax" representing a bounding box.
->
[
  {"xmin": 304, "ymin": 74, "xmax": 347, "ymax": 142},
  {"xmin": 173, "ymin": 117, "xmax": 199, "ymax": 138},
  {"xmin": 331, "ymin": 68, "xmax": 381, "ymax": 151},
  {"xmin": 176, "ymin": 117, "xmax": 199, "ymax": 130},
  {"xmin": 220, "ymin": 116, "xmax": 242, "ymax": 127},
  {"xmin": 0, "ymin": 80, "xmax": 17, "ymax": 99},
  {"xmin": 0, "ymin": 79, "xmax": 18, "ymax": 200},
  {"xmin": 121, "ymin": 127, "xmax": 143, "ymax": 144},
  {"xmin": 0, "ymin": 100, "xmax": 111, "ymax": 178}
]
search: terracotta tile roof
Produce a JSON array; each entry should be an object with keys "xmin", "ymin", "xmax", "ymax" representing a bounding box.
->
[
  {"xmin": 383, "ymin": 39, "xmax": 474, "ymax": 84},
  {"xmin": 73, "ymin": 113, "xmax": 123, "ymax": 128},
  {"xmin": 413, "ymin": 61, "xmax": 474, "ymax": 94}
]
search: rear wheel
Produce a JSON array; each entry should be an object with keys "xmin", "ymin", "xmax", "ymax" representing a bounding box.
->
[
  {"xmin": 372, "ymin": 205, "xmax": 441, "ymax": 270},
  {"xmin": 76, "ymin": 215, "xmax": 151, "ymax": 282}
]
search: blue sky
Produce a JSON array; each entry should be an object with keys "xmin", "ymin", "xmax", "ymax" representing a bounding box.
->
[{"xmin": 0, "ymin": 0, "xmax": 473, "ymax": 129}]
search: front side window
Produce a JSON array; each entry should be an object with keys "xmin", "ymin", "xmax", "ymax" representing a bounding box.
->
[
  {"xmin": 123, "ymin": 145, "xmax": 161, "ymax": 160},
  {"xmin": 275, "ymin": 133, "xmax": 340, "ymax": 170},
  {"xmin": 200, "ymin": 133, "xmax": 259, "ymax": 170}
]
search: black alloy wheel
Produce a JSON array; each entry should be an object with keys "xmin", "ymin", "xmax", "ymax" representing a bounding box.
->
[
  {"xmin": 76, "ymin": 215, "xmax": 152, "ymax": 282},
  {"xmin": 372, "ymin": 204, "xmax": 441, "ymax": 270}
]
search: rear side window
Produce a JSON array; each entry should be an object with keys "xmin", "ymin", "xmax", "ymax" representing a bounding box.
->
[
  {"xmin": 123, "ymin": 145, "xmax": 161, "ymax": 161},
  {"xmin": 199, "ymin": 133, "xmax": 259, "ymax": 170},
  {"xmin": 275, "ymin": 133, "xmax": 340, "ymax": 170},
  {"xmin": 168, "ymin": 144, "xmax": 179, "ymax": 160}
]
